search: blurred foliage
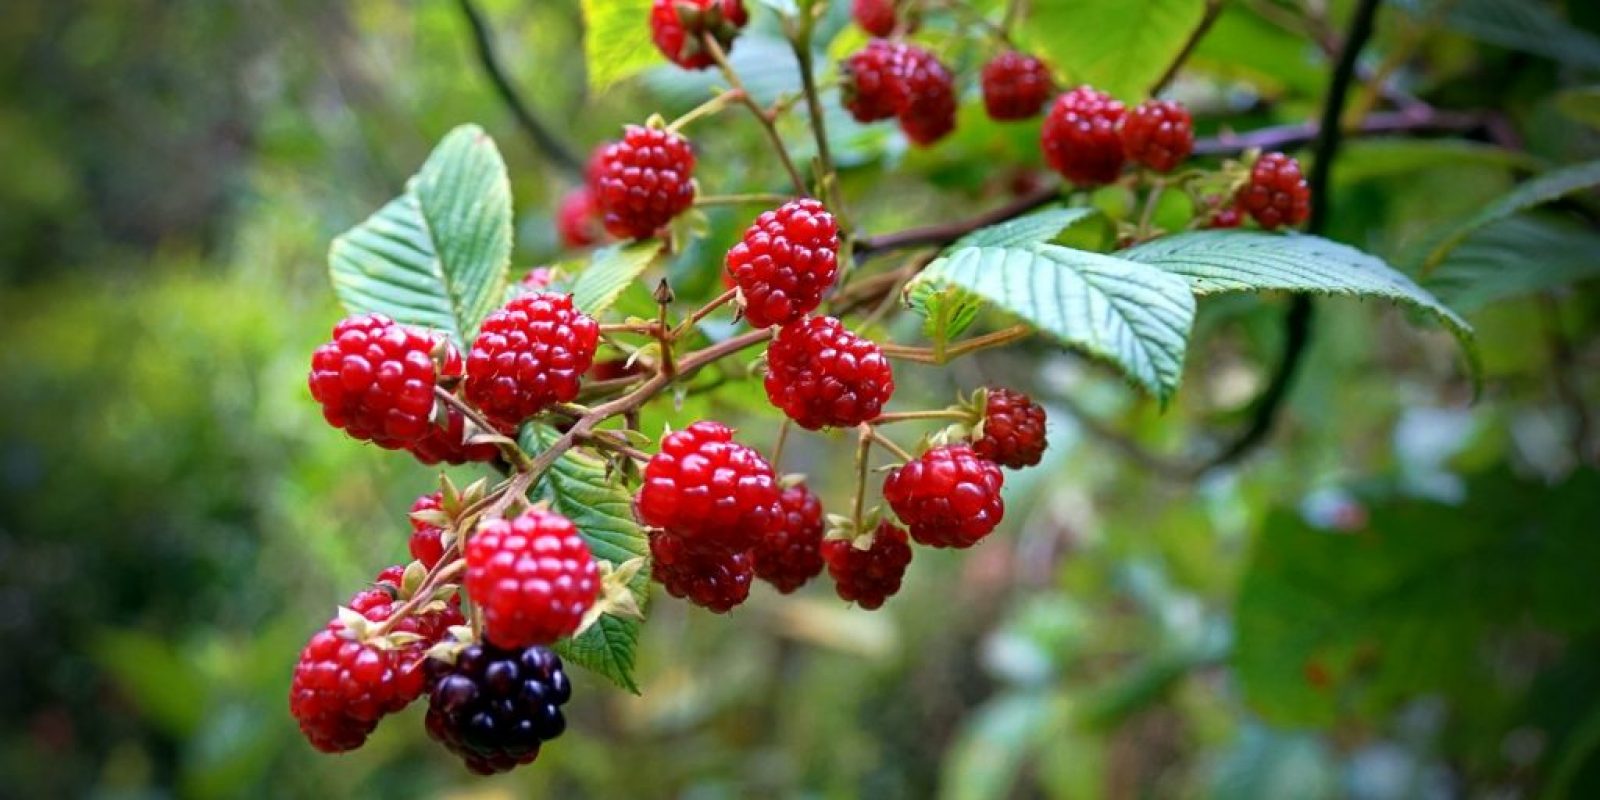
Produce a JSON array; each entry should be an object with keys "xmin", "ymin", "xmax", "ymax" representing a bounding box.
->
[{"xmin": 1, "ymin": 0, "xmax": 1598, "ymax": 798}]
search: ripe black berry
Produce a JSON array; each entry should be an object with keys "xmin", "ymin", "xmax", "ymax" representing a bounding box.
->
[{"xmin": 424, "ymin": 643, "xmax": 572, "ymax": 775}]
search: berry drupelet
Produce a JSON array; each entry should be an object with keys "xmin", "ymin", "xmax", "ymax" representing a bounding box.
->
[
  {"xmin": 308, "ymin": 313, "xmax": 443, "ymax": 450},
  {"xmin": 649, "ymin": 529, "xmax": 755, "ymax": 612},
  {"xmin": 635, "ymin": 421, "xmax": 782, "ymax": 553},
  {"xmin": 1237, "ymin": 152, "xmax": 1310, "ymax": 229},
  {"xmin": 592, "ymin": 125, "xmax": 698, "ymax": 239},
  {"xmin": 1120, "ymin": 99, "xmax": 1194, "ymax": 174},
  {"xmin": 751, "ymin": 483, "xmax": 826, "ymax": 593},
  {"xmin": 981, "ymin": 51, "xmax": 1053, "ymax": 121},
  {"xmin": 649, "ymin": 0, "xmax": 748, "ymax": 70},
  {"xmin": 970, "ymin": 388, "xmax": 1048, "ymax": 469}
]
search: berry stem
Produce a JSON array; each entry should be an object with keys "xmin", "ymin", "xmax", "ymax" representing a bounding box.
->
[
  {"xmin": 598, "ymin": 321, "xmax": 662, "ymax": 336},
  {"xmin": 863, "ymin": 425, "xmax": 915, "ymax": 464},
  {"xmin": 700, "ymin": 32, "xmax": 810, "ymax": 198},
  {"xmin": 786, "ymin": 18, "xmax": 842, "ymax": 216},
  {"xmin": 1149, "ymin": 0, "xmax": 1224, "ymax": 96},
  {"xmin": 433, "ymin": 386, "xmax": 536, "ymax": 472},
  {"xmin": 771, "ymin": 419, "xmax": 792, "ymax": 469},
  {"xmin": 871, "ymin": 409, "xmax": 974, "ymax": 424},
  {"xmin": 372, "ymin": 556, "xmax": 467, "ymax": 638},
  {"xmin": 667, "ymin": 88, "xmax": 746, "ymax": 133},
  {"xmin": 851, "ymin": 424, "xmax": 873, "ymax": 526},
  {"xmin": 877, "ymin": 324, "xmax": 1032, "ymax": 364},
  {"xmin": 671, "ymin": 287, "xmax": 739, "ymax": 339},
  {"xmin": 1136, "ymin": 177, "xmax": 1166, "ymax": 241},
  {"xmin": 695, "ymin": 193, "xmax": 794, "ymax": 207}
]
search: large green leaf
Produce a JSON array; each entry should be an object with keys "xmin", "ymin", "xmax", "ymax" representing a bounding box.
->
[
  {"xmin": 1333, "ymin": 139, "xmax": 1542, "ymax": 185},
  {"xmin": 329, "ymin": 124, "xmax": 513, "ymax": 346},
  {"xmin": 572, "ymin": 240, "xmax": 663, "ymax": 316},
  {"xmin": 1426, "ymin": 215, "xmax": 1600, "ymax": 312},
  {"xmin": 1422, "ymin": 159, "xmax": 1600, "ymax": 271},
  {"xmin": 951, "ymin": 206, "xmax": 1097, "ymax": 249},
  {"xmin": 1022, "ymin": 0, "xmax": 1207, "ymax": 101},
  {"xmin": 1400, "ymin": 0, "xmax": 1600, "ymax": 71},
  {"xmin": 911, "ymin": 243, "xmax": 1196, "ymax": 400},
  {"xmin": 520, "ymin": 424, "xmax": 651, "ymax": 694},
  {"xmin": 584, "ymin": 0, "xmax": 662, "ymax": 93}
]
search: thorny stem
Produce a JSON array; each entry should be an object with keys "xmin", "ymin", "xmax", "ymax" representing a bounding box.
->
[
  {"xmin": 878, "ymin": 324, "xmax": 1032, "ymax": 364},
  {"xmin": 787, "ymin": 15, "xmax": 842, "ymax": 217},
  {"xmin": 701, "ymin": 33, "xmax": 809, "ymax": 197},
  {"xmin": 671, "ymin": 288, "xmax": 739, "ymax": 339},
  {"xmin": 374, "ymin": 558, "xmax": 467, "ymax": 637}
]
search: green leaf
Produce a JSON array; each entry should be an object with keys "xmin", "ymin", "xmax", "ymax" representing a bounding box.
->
[
  {"xmin": 951, "ymin": 206, "xmax": 1097, "ymax": 248},
  {"xmin": 941, "ymin": 693, "xmax": 1063, "ymax": 800},
  {"xmin": 329, "ymin": 124, "xmax": 513, "ymax": 346},
  {"xmin": 912, "ymin": 243, "xmax": 1196, "ymax": 400},
  {"xmin": 520, "ymin": 424, "xmax": 651, "ymax": 693},
  {"xmin": 583, "ymin": 0, "xmax": 661, "ymax": 93},
  {"xmin": 571, "ymin": 240, "xmax": 663, "ymax": 316},
  {"xmin": 1422, "ymin": 159, "xmax": 1600, "ymax": 271},
  {"xmin": 1401, "ymin": 0, "xmax": 1600, "ymax": 71},
  {"xmin": 1426, "ymin": 215, "xmax": 1600, "ymax": 312},
  {"xmin": 93, "ymin": 630, "xmax": 206, "ymax": 737},
  {"xmin": 1022, "ymin": 0, "xmax": 1207, "ymax": 101},
  {"xmin": 1555, "ymin": 86, "xmax": 1600, "ymax": 131},
  {"xmin": 905, "ymin": 280, "xmax": 983, "ymax": 345}
]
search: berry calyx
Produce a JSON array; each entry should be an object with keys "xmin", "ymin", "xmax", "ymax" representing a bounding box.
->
[
  {"xmin": 649, "ymin": 0, "xmax": 749, "ymax": 70},
  {"xmin": 764, "ymin": 316, "xmax": 895, "ymax": 430},
  {"xmin": 725, "ymin": 198, "xmax": 840, "ymax": 329},
  {"xmin": 970, "ymin": 388, "xmax": 1048, "ymax": 469},
  {"xmin": 464, "ymin": 292, "xmax": 600, "ymax": 425},
  {"xmin": 556, "ymin": 187, "xmax": 604, "ymax": 248},
  {"xmin": 1041, "ymin": 85, "xmax": 1127, "ymax": 187},
  {"xmin": 308, "ymin": 313, "xmax": 445, "ymax": 449},
  {"xmin": 841, "ymin": 40, "xmax": 908, "ymax": 123},
  {"xmin": 1237, "ymin": 152, "xmax": 1310, "ymax": 229},
  {"xmin": 424, "ymin": 642, "xmax": 571, "ymax": 775},
  {"xmin": 1120, "ymin": 99, "xmax": 1194, "ymax": 173},
  {"xmin": 649, "ymin": 530, "xmax": 754, "ymax": 613},
  {"xmin": 466, "ymin": 508, "xmax": 600, "ymax": 649},
  {"xmin": 882, "ymin": 444, "xmax": 1005, "ymax": 548},
  {"xmin": 409, "ymin": 492, "xmax": 448, "ymax": 569},
  {"xmin": 897, "ymin": 45, "xmax": 957, "ymax": 145},
  {"xmin": 752, "ymin": 483, "xmax": 826, "ymax": 593},
  {"xmin": 981, "ymin": 51, "xmax": 1053, "ymax": 121},
  {"xmin": 592, "ymin": 125, "xmax": 698, "ymax": 239},
  {"xmin": 852, "ymin": 0, "xmax": 897, "ymax": 36},
  {"xmin": 823, "ymin": 522, "xmax": 913, "ymax": 609},
  {"xmin": 635, "ymin": 421, "xmax": 782, "ymax": 552}
]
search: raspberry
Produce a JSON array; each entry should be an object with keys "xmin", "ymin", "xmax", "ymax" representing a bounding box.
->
[
  {"xmin": 764, "ymin": 316, "xmax": 895, "ymax": 430},
  {"xmin": 823, "ymin": 522, "xmax": 913, "ymax": 609},
  {"xmin": 520, "ymin": 267, "xmax": 555, "ymax": 293},
  {"xmin": 897, "ymin": 45, "xmax": 957, "ymax": 146},
  {"xmin": 409, "ymin": 492, "xmax": 448, "ymax": 569},
  {"xmin": 308, "ymin": 313, "xmax": 444, "ymax": 449},
  {"xmin": 852, "ymin": 0, "xmax": 897, "ymax": 36},
  {"xmin": 981, "ymin": 51, "xmax": 1052, "ymax": 121},
  {"xmin": 556, "ymin": 187, "xmax": 603, "ymax": 248},
  {"xmin": 635, "ymin": 421, "xmax": 781, "ymax": 552},
  {"xmin": 424, "ymin": 643, "xmax": 571, "ymax": 775},
  {"xmin": 882, "ymin": 444, "xmax": 1005, "ymax": 548},
  {"xmin": 724, "ymin": 199, "xmax": 840, "ymax": 328},
  {"xmin": 752, "ymin": 484, "xmax": 825, "ymax": 593},
  {"xmin": 970, "ymin": 388, "xmax": 1048, "ymax": 469},
  {"xmin": 592, "ymin": 125, "xmax": 698, "ymax": 239},
  {"xmin": 1237, "ymin": 152, "xmax": 1310, "ymax": 230},
  {"xmin": 649, "ymin": 0, "xmax": 748, "ymax": 70},
  {"xmin": 1041, "ymin": 85, "xmax": 1127, "ymax": 187},
  {"xmin": 465, "ymin": 508, "xmax": 599, "ymax": 649},
  {"xmin": 464, "ymin": 292, "xmax": 600, "ymax": 425},
  {"xmin": 842, "ymin": 41, "xmax": 908, "ymax": 123},
  {"xmin": 649, "ymin": 530, "xmax": 754, "ymax": 613},
  {"xmin": 1120, "ymin": 99, "xmax": 1194, "ymax": 173},
  {"xmin": 1207, "ymin": 204, "xmax": 1243, "ymax": 229}
]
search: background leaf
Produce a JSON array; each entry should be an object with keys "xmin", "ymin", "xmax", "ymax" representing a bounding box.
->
[
  {"xmin": 1022, "ymin": 0, "xmax": 1206, "ymax": 101},
  {"xmin": 1399, "ymin": 0, "xmax": 1600, "ymax": 71},
  {"xmin": 951, "ymin": 206, "xmax": 1098, "ymax": 248},
  {"xmin": 1426, "ymin": 215, "xmax": 1600, "ymax": 312},
  {"xmin": 1422, "ymin": 159, "xmax": 1600, "ymax": 270},
  {"xmin": 584, "ymin": 0, "xmax": 664, "ymax": 93},
  {"xmin": 572, "ymin": 240, "xmax": 662, "ymax": 316}
]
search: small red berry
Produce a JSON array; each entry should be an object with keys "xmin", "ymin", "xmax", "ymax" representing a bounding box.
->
[
  {"xmin": 520, "ymin": 267, "xmax": 555, "ymax": 293},
  {"xmin": 636, "ymin": 421, "xmax": 782, "ymax": 552},
  {"xmin": 650, "ymin": 530, "xmax": 754, "ymax": 612},
  {"xmin": 1121, "ymin": 99, "xmax": 1194, "ymax": 173},
  {"xmin": 897, "ymin": 45, "xmax": 957, "ymax": 146},
  {"xmin": 464, "ymin": 292, "xmax": 600, "ymax": 425},
  {"xmin": 981, "ymin": 51, "xmax": 1052, "ymax": 121},
  {"xmin": 725, "ymin": 199, "xmax": 840, "ymax": 328},
  {"xmin": 970, "ymin": 388, "xmax": 1047, "ymax": 469},
  {"xmin": 593, "ymin": 125, "xmax": 697, "ymax": 239},
  {"xmin": 1207, "ymin": 204, "xmax": 1243, "ymax": 229},
  {"xmin": 752, "ymin": 483, "xmax": 826, "ymax": 593},
  {"xmin": 1041, "ymin": 86, "xmax": 1127, "ymax": 187},
  {"xmin": 308, "ymin": 313, "xmax": 444, "ymax": 449},
  {"xmin": 882, "ymin": 444, "xmax": 1005, "ymax": 548},
  {"xmin": 556, "ymin": 187, "xmax": 603, "ymax": 248},
  {"xmin": 823, "ymin": 522, "xmax": 913, "ymax": 609},
  {"xmin": 409, "ymin": 492, "xmax": 448, "ymax": 569},
  {"xmin": 764, "ymin": 316, "xmax": 895, "ymax": 430},
  {"xmin": 649, "ymin": 0, "xmax": 749, "ymax": 70},
  {"xmin": 1237, "ymin": 152, "xmax": 1310, "ymax": 230},
  {"xmin": 852, "ymin": 0, "xmax": 897, "ymax": 36},
  {"xmin": 841, "ymin": 40, "xmax": 908, "ymax": 123},
  {"xmin": 466, "ymin": 508, "xmax": 599, "ymax": 649}
]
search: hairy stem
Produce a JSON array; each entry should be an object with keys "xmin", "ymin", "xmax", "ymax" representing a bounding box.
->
[{"xmin": 702, "ymin": 33, "xmax": 809, "ymax": 197}]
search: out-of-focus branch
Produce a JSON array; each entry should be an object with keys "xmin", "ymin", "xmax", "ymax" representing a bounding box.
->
[
  {"xmin": 1192, "ymin": 108, "xmax": 1494, "ymax": 156},
  {"xmin": 456, "ymin": 0, "xmax": 584, "ymax": 178},
  {"xmin": 1150, "ymin": 0, "xmax": 1225, "ymax": 96}
]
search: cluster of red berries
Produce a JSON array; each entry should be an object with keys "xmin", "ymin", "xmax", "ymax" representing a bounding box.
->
[{"xmin": 841, "ymin": 40, "xmax": 957, "ymax": 145}]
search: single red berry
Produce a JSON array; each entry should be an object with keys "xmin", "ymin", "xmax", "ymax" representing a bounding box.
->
[
  {"xmin": 556, "ymin": 187, "xmax": 603, "ymax": 248},
  {"xmin": 882, "ymin": 444, "xmax": 1005, "ymax": 548},
  {"xmin": 520, "ymin": 267, "xmax": 555, "ymax": 293},
  {"xmin": 649, "ymin": 530, "xmax": 754, "ymax": 613},
  {"xmin": 1121, "ymin": 99, "xmax": 1194, "ymax": 173},
  {"xmin": 970, "ymin": 388, "xmax": 1047, "ymax": 469},
  {"xmin": 897, "ymin": 45, "xmax": 957, "ymax": 145},
  {"xmin": 464, "ymin": 292, "xmax": 600, "ymax": 425},
  {"xmin": 1237, "ymin": 152, "xmax": 1310, "ymax": 229},
  {"xmin": 752, "ymin": 484, "xmax": 826, "ymax": 593},
  {"xmin": 841, "ymin": 40, "xmax": 908, "ymax": 123},
  {"xmin": 764, "ymin": 316, "xmax": 895, "ymax": 430},
  {"xmin": 649, "ymin": 0, "xmax": 749, "ymax": 70},
  {"xmin": 424, "ymin": 642, "xmax": 570, "ymax": 775},
  {"xmin": 636, "ymin": 421, "xmax": 782, "ymax": 552},
  {"xmin": 1207, "ymin": 204, "xmax": 1243, "ymax": 229},
  {"xmin": 981, "ymin": 51, "xmax": 1052, "ymax": 121},
  {"xmin": 1041, "ymin": 86, "xmax": 1127, "ymax": 186},
  {"xmin": 593, "ymin": 125, "xmax": 697, "ymax": 239},
  {"xmin": 823, "ymin": 522, "xmax": 913, "ymax": 609},
  {"xmin": 308, "ymin": 313, "xmax": 444, "ymax": 449},
  {"xmin": 852, "ymin": 0, "xmax": 897, "ymax": 36},
  {"xmin": 409, "ymin": 492, "xmax": 448, "ymax": 569},
  {"xmin": 466, "ymin": 508, "xmax": 599, "ymax": 649},
  {"xmin": 725, "ymin": 198, "xmax": 840, "ymax": 328}
]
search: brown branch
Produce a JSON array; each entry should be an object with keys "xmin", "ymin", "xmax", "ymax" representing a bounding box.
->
[{"xmin": 854, "ymin": 184, "xmax": 1059, "ymax": 258}]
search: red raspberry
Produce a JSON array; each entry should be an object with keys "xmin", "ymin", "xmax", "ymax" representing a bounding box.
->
[
  {"xmin": 1206, "ymin": 204, "xmax": 1243, "ymax": 229},
  {"xmin": 635, "ymin": 421, "xmax": 781, "ymax": 552},
  {"xmin": 752, "ymin": 484, "xmax": 825, "ymax": 593},
  {"xmin": 556, "ymin": 187, "xmax": 603, "ymax": 248},
  {"xmin": 1041, "ymin": 85, "xmax": 1127, "ymax": 187},
  {"xmin": 764, "ymin": 316, "xmax": 895, "ymax": 430},
  {"xmin": 649, "ymin": 530, "xmax": 753, "ymax": 612},
  {"xmin": 520, "ymin": 267, "xmax": 555, "ymax": 293},
  {"xmin": 823, "ymin": 522, "xmax": 912, "ymax": 609},
  {"xmin": 466, "ymin": 508, "xmax": 599, "ymax": 649},
  {"xmin": 897, "ymin": 45, "xmax": 957, "ymax": 146},
  {"xmin": 307, "ymin": 313, "xmax": 443, "ymax": 449},
  {"xmin": 841, "ymin": 41, "xmax": 908, "ymax": 123},
  {"xmin": 593, "ymin": 125, "xmax": 697, "ymax": 239},
  {"xmin": 981, "ymin": 51, "xmax": 1052, "ymax": 121},
  {"xmin": 649, "ymin": 0, "xmax": 748, "ymax": 70},
  {"xmin": 724, "ymin": 199, "xmax": 840, "ymax": 328},
  {"xmin": 882, "ymin": 444, "xmax": 1005, "ymax": 548},
  {"xmin": 409, "ymin": 492, "xmax": 448, "ymax": 569},
  {"xmin": 1120, "ymin": 99, "xmax": 1194, "ymax": 173},
  {"xmin": 852, "ymin": 0, "xmax": 897, "ymax": 36},
  {"xmin": 970, "ymin": 388, "xmax": 1047, "ymax": 469},
  {"xmin": 1237, "ymin": 152, "xmax": 1310, "ymax": 229},
  {"xmin": 464, "ymin": 292, "xmax": 600, "ymax": 425}
]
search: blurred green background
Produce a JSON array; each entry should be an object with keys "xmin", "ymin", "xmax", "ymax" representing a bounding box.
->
[{"xmin": 2, "ymin": 0, "xmax": 1598, "ymax": 797}]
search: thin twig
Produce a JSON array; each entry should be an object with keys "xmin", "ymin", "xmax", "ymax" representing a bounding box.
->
[
  {"xmin": 854, "ymin": 184, "xmax": 1060, "ymax": 257},
  {"xmin": 1150, "ymin": 0, "xmax": 1224, "ymax": 96},
  {"xmin": 863, "ymin": 425, "xmax": 915, "ymax": 463},
  {"xmin": 434, "ymin": 386, "xmax": 533, "ymax": 471},
  {"xmin": 702, "ymin": 32, "xmax": 809, "ymax": 196},
  {"xmin": 454, "ymin": 0, "xmax": 582, "ymax": 177}
]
